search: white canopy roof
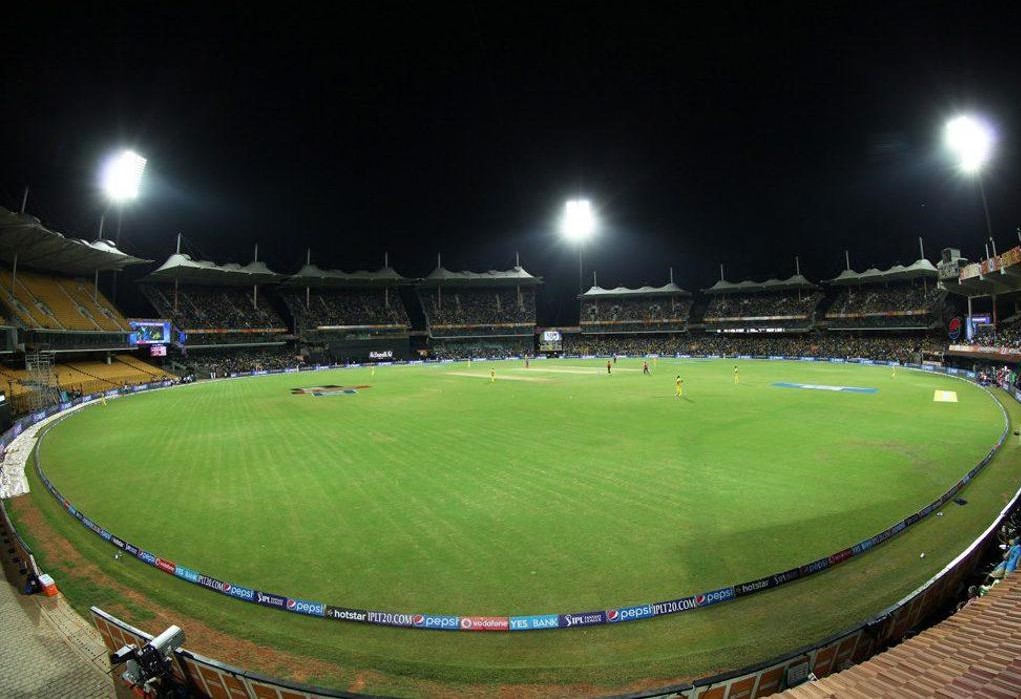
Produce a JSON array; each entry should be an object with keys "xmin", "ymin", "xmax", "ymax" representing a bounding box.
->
[
  {"xmin": 826, "ymin": 258, "xmax": 939, "ymax": 285},
  {"xmin": 142, "ymin": 253, "xmax": 284, "ymax": 285},
  {"xmin": 581, "ymin": 282, "xmax": 691, "ymax": 299},
  {"xmin": 703, "ymin": 274, "xmax": 819, "ymax": 294},
  {"xmin": 281, "ymin": 264, "xmax": 408, "ymax": 287},
  {"xmin": 0, "ymin": 207, "xmax": 151, "ymax": 274},
  {"xmin": 419, "ymin": 265, "xmax": 541, "ymax": 287}
]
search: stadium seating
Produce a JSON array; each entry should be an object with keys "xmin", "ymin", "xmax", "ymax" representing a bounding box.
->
[
  {"xmin": 580, "ymin": 296, "xmax": 692, "ymax": 333},
  {"xmin": 140, "ymin": 284, "xmax": 287, "ymax": 330},
  {"xmin": 826, "ymin": 282, "xmax": 943, "ymax": 329},
  {"xmin": 779, "ymin": 573, "xmax": 1021, "ymax": 697},
  {"xmin": 279, "ymin": 288, "xmax": 409, "ymax": 329},
  {"xmin": 0, "ymin": 269, "xmax": 129, "ymax": 332},
  {"xmin": 420, "ymin": 288, "xmax": 536, "ymax": 328}
]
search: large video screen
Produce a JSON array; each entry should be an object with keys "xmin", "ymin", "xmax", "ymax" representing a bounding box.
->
[
  {"xmin": 539, "ymin": 330, "xmax": 562, "ymax": 352},
  {"xmin": 129, "ymin": 321, "xmax": 171, "ymax": 345}
]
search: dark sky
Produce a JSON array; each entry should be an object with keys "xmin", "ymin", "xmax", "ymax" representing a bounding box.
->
[{"xmin": 3, "ymin": 2, "xmax": 1021, "ymax": 322}]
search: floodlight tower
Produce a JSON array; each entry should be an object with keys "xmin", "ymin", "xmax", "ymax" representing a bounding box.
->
[
  {"xmin": 945, "ymin": 114, "xmax": 996, "ymax": 326},
  {"xmin": 99, "ymin": 149, "xmax": 147, "ymax": 302},
  {"xmin": 945, "ymin": 115, "xmax": 995, "ymax": 242},
  {"xmin": 561, "ymin": 199, "xmax": 596, "ymax": 294}
]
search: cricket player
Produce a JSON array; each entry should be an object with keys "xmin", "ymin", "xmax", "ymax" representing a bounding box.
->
[
  {"xmin": 891, "ymin": 363, "xmax": 896, "ymax": 379},
  {"xmin": 675, "ymin": 375, "xmax": 684, "ymax": 398},
  {"xmin": 643, "ymin": 360, "xmax": 650, "ymax": 375},
  {"xmin": 490, "ymin": 368, "xmax": 496, "ymax": 383},
  {"xmin": 607, "ymin": 360, "xmax": 612, "ymax": 375},
  {"xmin": 733, "ymin": 364, "xmax": 740, "ymax": 384}
]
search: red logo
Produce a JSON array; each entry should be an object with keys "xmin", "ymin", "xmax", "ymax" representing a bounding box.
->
[
  {"xmin": 458, "ymin": 616, "xmax": 509, "ymax": 631},
  {"xmin": 155, "ymin": 558, "xmax": 176, "ymax": 575}
]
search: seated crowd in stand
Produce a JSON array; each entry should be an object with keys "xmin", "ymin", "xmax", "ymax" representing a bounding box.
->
[
  {"xmin": 278, "ymin": 288, "xmax": 409, "ymax": 329},
  {"xmin": 561, "ymin": 332, "xmax": 944, "ymax": 363},
  {"xmin": 704, "ymin": 291, "xmax": 822, "ymax": 319},
  {"xmin": 141, "ymin": 284, "xmax": 286, "ymax": 330},
  {"xmin": 828, "ymin": 283, "xmax": 941, "ymax": 316},
  {"xmin": 420, "ymin": 288, "xmax": 535, "ymax": 327},
  {"xmin": 581, "ymin": 297, "xmax": 692, "ymax": 324},
  {"xmin": 186, "ymin": 346, "xmax": 306, "ymax": 377},
  {"xmin": 429, "ymin": 337, "xmax": 533, "ymax": 360}
]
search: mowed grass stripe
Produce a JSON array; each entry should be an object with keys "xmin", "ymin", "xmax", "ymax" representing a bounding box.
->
[{"xmin": 39, "ymin": 360, "xmax": 1005, "ymax": 613}]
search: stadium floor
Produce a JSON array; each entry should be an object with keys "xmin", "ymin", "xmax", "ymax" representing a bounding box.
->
[{"xmin": 11, "ymin": 358, "xmax": 1021, "ymax": 695}]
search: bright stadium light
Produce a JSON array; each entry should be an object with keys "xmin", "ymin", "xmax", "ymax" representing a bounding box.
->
[
  {"xmin": 101, "ymin": 150, "xmax": 148, "ymax": 202},
  {"xmin": 945, "ymin": 115, "xmax": 993, "ymax": 174},
  {"xmin": 560, "ymin": 198, "xmax": 597, "ymax": 294},
  {"xmin": 561, "ymin": 199, "xmax": 596, "ymax": 242}
]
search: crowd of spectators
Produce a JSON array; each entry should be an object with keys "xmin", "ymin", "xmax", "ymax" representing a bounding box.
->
[
  {"xmin": 419, "ymin": 288, "xmax": 536, "ymax": 327},
  {"xmin": 187, "ymin": 346, "xmax": 306, "ymax": 377},
  {"xmin": 703, "ymin": 291, "xmax": 823, "ymax": 319},
  {"xmin": 827, "ymin": 283, "xmax": 941, "ymax": 316},
  {"xmin": 429, "ymin": 337, "xmax": 533, "ymax": 359},
  {"xmin": 279, "ymin": 288, "xmax": 409, "ymax": 329},
  {"xmin": 559, "ymin": 331, "xmax": 945, "ymax": 363},
  {"xmin": 141, "ymin": 284, "xmax": 286, "ymax": 330},
  {"xmin": 581, "ymin": 297, "xmax": 692, "ymax": 324}
]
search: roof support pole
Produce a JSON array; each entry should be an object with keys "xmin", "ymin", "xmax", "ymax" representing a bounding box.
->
[
  {"xmin": 93, "ymin": 269, "xmax": 99, "ymax": 301},
  {"xmin": 11, "ymin": 251, "xmax": 17, "ymax": 297},
  {"xmin": 20, "ymin": 186, "xmax": 28, "ymax": 214},
  {"xmin": 174, "ymin": 278, "xmax": 179, "ymax": 314}
]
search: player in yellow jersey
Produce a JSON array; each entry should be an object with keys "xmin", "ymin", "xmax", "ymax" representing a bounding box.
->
[
  {"xmin": 101, "ymin": 393, "xmax": 107, "ymax": 407},
  {"xmin": 733, "ymin": 364, "xmax": 740, "ymax": 384},
  {"xmin": 490, "ymin": 368, "xmax": 496, "ymax": 383},
  {"xmin": 675, "ymin": 375, "xmax": 684, "ymax": 398},
  {"xmin": 891, "ymin": 363, "xmax": 896, "ymax": 379}
]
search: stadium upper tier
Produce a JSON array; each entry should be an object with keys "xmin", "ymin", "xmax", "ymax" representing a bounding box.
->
[
  {"xmin": 418, "ymin": 287, "xmax": 537, "ymax": 337},
  {"xmin": 825, "ymin": 282, "xmax": 943, "ymax": 330},
  {"xmin": 0, "ymin": 267, "xmax": 129, "ymax": 332},
  {"xmin": 278, "ymin": 287, "xmax": 409, "ymax": 331},
  {"xmin": 140, "ymin": 283, "xmax": 287, "ymax": 332}
]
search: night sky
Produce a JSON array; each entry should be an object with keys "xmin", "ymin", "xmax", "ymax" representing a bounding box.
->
[{"xmin": 3, "ymin": 2, "xmax": 1021, "ymax": 323}]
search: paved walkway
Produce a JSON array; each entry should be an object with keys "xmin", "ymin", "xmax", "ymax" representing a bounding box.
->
[{"xmin": 0, "ymin": 575, "xmax": 114, "ymax": 698}]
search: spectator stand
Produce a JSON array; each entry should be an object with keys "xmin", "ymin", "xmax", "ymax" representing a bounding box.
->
[
  {"xmin": 942, "ymin": 245, "xmax": 1021, "ymax": 365},
  {"xmin": 0, "ymin": 207, "xmax": 156, "ymax": 413},
  {"xmin": 138, "ymin": 242, "xmax": 288, "ymax": 353},
  {"xmin": 278, "ymin": 252, "xmax": 412, "ymax": 362},
  {"xmin": 825, "ymin": 256, "xmax": 943, "ymax": 331},
  {"xmin": 579, "ymin": 268, "xmax": 692, "ymax": 336},
  {"xmin": 417, "ymin": 254, "xmax": 540, "ymax": 357},
  {"xmin": 701, "ymin": 266, "xmax": 821, "ymax": 334}
]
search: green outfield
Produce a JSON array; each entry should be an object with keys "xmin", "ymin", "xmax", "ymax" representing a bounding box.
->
[{"xmin": 20, "ymin": 358, "xmax": 1021, "ymax": 694}]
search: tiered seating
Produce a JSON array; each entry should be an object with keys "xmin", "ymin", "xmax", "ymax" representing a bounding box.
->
[
  {"xmin": 0, "ymin": 268, "xmax": 61, "ymax": 329},
  {"xmin": 16, "ymin": 271, "xmax": 100, "ymax": 331},
  {"xmin": 0, "ymin": 269, "xmax": 128, "ymax": 332},
  {"xmin": 779, "ymin": 573, "xmax": 1021, "ymax": 697},
  {"xmin": 114, "ymin": 354, "xmax": 169, "ymax": 378},
  {"xmin": 58, "ymin": 278, "xmax": 129, "ymax": 331},
  {"xmin": 67, "ymin": 360, "xmax": 173, "ymax": 389}
]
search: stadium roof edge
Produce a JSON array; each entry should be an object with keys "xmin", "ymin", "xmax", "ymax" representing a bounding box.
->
[
  {"xmin": 280, "ymin": 264, "xmax": 412, "ymax": 287},
  {"xmin": 418, "ymin": 265, "xmax": 542, "ymax": 286},
  {"xmin": 825, "ymin": 258, "xmax": 938, "ymax": 284},
  {"xmin": 141, "ymin": 253, "xmax": 285, "ymax": 285},
  {"xmin": 579, "ymin": 282, "xmax": 691, "ymax": 298},
  {"xmin": 702, "ymin": 274, "xmax": 819, "ymax": 294},
  {"xmin": 0, "ymin": 207, "xmax": 152, "ymax": 274}
]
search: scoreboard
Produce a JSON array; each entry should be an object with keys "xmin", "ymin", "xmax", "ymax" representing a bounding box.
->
[{"xmin": 539, "ymin": 330, "xmax": 562, "ymax": 352}]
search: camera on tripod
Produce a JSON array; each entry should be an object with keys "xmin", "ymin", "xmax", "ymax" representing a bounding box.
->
[{"xmin": 110, "ymin": 625, "xmax": 185, "ymax": 697}]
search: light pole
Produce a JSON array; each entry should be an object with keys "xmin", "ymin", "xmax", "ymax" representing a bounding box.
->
[
  {"xmin": 560, "ymin": 199, "xmax": 596, "ymax": 294},
  {"xmin": 945, "ymin": 114, "xmax": 996, "ymax": 325},
  {"xmin": 100, "ymin": 150, "xmax": 147, "ymax": 303}
]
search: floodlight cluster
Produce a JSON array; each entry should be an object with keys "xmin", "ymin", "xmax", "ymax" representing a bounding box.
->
[
  {"xmin": 945, "ymin": 115, "xmax": 993, "ymax": 174},
  {"xmin": 101, "ymin": 150, "xmax": 148, "ymax": 202},
  {"xmin": 561, "ymin": 199, "xmax": 596, "ymax": 242}
]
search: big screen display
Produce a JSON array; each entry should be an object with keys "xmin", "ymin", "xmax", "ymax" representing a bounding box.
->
[
  {"xmin": 539, "ymin": 330, "xmax": 562, "ymax": 352},
  {"xmin": 129, "ymin": 321, "xmax": 171, "ymax": 345}
]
